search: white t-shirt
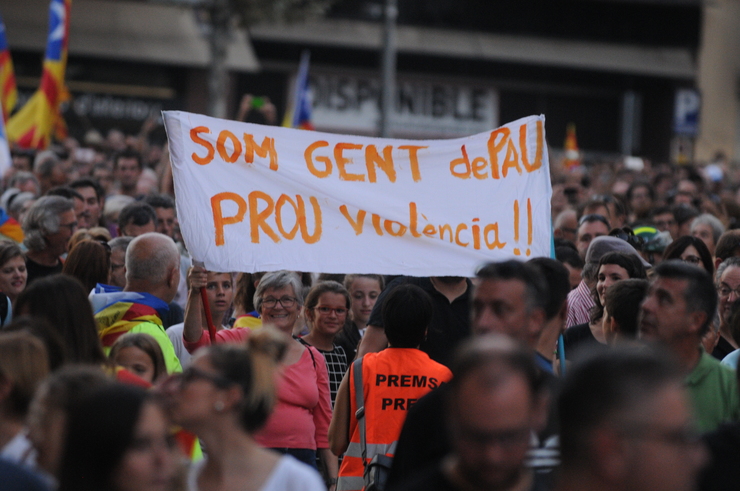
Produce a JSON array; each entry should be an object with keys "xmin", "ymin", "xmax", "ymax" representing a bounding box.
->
[
  {"xmin": 0, "ymin": 430, "xmax": 36, "ymax": 467},
  {"xmin": 167, "ymin": 323, "xmax": 231, "ymax": 369},
  {"xmin": 187, "ymin": 454, "xmax": 325, "ymax": 491},
  {"xmin": 166, "ymin": 323, "xmax": 192, "ymax": 369}
]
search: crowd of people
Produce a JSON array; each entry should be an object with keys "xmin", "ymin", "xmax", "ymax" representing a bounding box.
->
[{"xmin": 0, "ymin": 123, "xmax": 739, "ymax": 491}]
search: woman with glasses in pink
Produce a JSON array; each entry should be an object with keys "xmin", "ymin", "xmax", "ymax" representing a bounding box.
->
[
  {"xmin": 297, "ymin": 281, "xmax": 351, "ymax": 407},
  {"xmin": 251, "ymin": 271, "xmax": 336, "ymax": 487}
]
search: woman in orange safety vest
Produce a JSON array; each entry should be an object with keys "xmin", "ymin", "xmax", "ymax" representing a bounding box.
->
[{"xmin": 329, "ymin": 284, "xmax": 452, "ymax": 491}]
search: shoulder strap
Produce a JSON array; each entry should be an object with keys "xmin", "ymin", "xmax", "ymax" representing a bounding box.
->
[
  {"xmin": 294, "ymin": 335, "xmax": 317, "ymax": 369},
  {"xmin": 353, "ymin": 357, "xmax": 368, "ymax": 463}
]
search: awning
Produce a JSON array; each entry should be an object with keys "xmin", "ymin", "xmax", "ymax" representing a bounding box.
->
[
  {"xmin": 3, "ymin": 0, "xmax": 259, "ymax": 71},
  {"xmin": 251, "ymin": 18, "xmax": 695, "ymax": 79}
]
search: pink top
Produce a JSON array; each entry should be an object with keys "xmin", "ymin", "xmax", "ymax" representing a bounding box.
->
[
  {"xmin": 183, "ymin": 327, "xmax": 251, "ymax": 353},
  {"xmin": 255, "ymin": 346, "xmax": 332, "ymax": 450}
]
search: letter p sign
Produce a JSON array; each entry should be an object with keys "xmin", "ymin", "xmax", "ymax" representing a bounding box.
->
[{"xmin": 673, "ymin": 89, "xmax": 700, "ymax": 136}]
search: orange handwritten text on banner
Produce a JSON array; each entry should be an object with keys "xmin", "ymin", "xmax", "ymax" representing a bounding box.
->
[
  {"xmin": 449, "ymin": 121, "xmax": 544, "ymax": 180},
  {"xmin": 305, "ymin": 142, "xmax": 427, "ymax": 182},
  {"xmin": 190, "ymin": 127, "xmax": 278, "ymax": 170},
  {"xmin": 210, "ymin": 191, "xmax": 322, "ymax": 246},
  {"xmin": 339, "ymin": 202, "xmax": 506, "ymax": 250}
]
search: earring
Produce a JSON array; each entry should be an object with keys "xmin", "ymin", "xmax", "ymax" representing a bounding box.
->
[{"xmin": 214, "ymin": 400, "xmax": 225, "ymax": 412}]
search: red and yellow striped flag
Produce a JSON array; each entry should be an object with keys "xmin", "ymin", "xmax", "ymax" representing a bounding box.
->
[
  {"xmin": 7, "ymin": 0, "xmax": 70, "ymax": 149},
  {"xmin": 0, "ymin": 11, "xmax": 17, "ymax": 121}
]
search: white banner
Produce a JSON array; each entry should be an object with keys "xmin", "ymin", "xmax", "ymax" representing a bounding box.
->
[{"xmin": 164, "ymin": 111, "xmax": 552, "ymax": 276}]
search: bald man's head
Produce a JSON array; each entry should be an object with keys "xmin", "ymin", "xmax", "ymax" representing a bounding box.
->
[{"xmin": 124, "ymin": 233, "xmax": 180, "ymax": 302}]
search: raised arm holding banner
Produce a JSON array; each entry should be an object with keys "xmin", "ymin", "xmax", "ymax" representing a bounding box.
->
[{"xmin": 163, "ymin": 111, "xmax": 552, "ymax": 276}]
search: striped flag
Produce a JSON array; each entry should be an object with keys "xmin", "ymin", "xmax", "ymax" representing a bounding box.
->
[
  {"xmin": 0, "ymin": 112, "xmax": 11, "ymax": 178},
  {"xmin": 282, "ymin": 50, "xmax": 314, "ymax": 130},
  {"xmin": 0, "ymin": 10, "xmax": 17, "ymax": 121},
  {"xmin": 7, "ymin": 0, "xmax": 71, "ymax": 149}
]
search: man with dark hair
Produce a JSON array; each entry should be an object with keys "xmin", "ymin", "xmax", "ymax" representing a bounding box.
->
[
  {"xmin": 575, "ymin": 214, "xmax": 610, "ymax": 260},
  {"xmin": 392, "ymin": 335, "xmax": 548, "ymax": 491},
  {"xmin": 528, "ymin": 257, "xmax": 570, "ymax": 373},
  {"xmin": 69, "ymin": 178, "xmax": 105, "ymax": 228},
  {"xmin": 113, "ymin": 150, "xmax": 143, "ymax": 197},
  {"xmin": 714, "ymin": 230, "xmax": 740, "ymax": 269},
  {"xmin": 387, "ymin": 260, "xmax": 559, "ymax": 487},
  {"xmin": 651, "ymin": 205, "xmax": 679, "ymax": 240},
  {"xmin": 555, "ymin": 245, "xmax": 584, "ymax": 290},
  {"xmin": 143, "ymin": 194, "xmax": 177, "ymax": 240},
  {"xmin": 117, "ymin": 201, "xmax": 156, "ymax": 237},
  {"xmin": 603, "ymin": 278, "xmax": 648, "ymax": 343},
  {"xmin": 556, "ymin": 347, "xmax": 706, "ymax": 491},
  {"xmin": 472, "ymin": 260, "xmax": 548, "ymax": 345},
  {"xmin": 626, "ymin": 181, "xmax": 655, "ymax": 222},
  {"xmin": 640, "ymin": 261, "xmax": 740, "ymax": 431},
  {"xmin": 22, "ymin": 196, "xmax": 77, "ymax": 285},
  {"xmin": 674, "ymin": 204, "xmax": 699, "ymax": 238},
  {"xmin": 46, "ymin": 186, "xmax": 89, "ymax": 229}
]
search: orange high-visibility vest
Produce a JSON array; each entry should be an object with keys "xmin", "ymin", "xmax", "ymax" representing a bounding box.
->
[{"xmin": 337, "ymin": 348, "xmax": 452, "ymax": 491}]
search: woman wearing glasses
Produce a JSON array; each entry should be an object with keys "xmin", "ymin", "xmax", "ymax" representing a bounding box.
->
[
  {"xmin": 663, "ymin": 236, "xmax": 714, "ymax": 276},
  {"xmin": 297, "ymin": 281, "xmax": 351, "ymax": 407},
  {"xmin": 252, "ymin": 271, "xmax": 337, "ymax": 486},
  {"xmin": 165, "ymin": 332, "xmax": 326, "ymax": 491}
]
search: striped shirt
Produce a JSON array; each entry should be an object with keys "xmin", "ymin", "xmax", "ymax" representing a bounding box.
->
[{"xmin": 566, "ymin": 280, "xmax": 594, "ymax": 328}]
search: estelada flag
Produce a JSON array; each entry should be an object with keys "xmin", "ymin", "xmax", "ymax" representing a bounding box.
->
[
  {"xmin": 281, "ymin": 50, "xmax": 314, "ymax": 130},
  {"xmin": 7, "ymin": 0, "xmax": 71, "ymax": 149},
  {"xmin": 0, "ymin": 11, "xmax": 18, "ymax": 122}
]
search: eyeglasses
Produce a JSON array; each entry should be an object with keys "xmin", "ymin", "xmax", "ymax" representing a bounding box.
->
[
  {"xmin": 717, "ymin": 284, "xmax": 740, "ymax": 298},
  {"xmin": 176, "ymin": 367, "xmax": 234, "ymax": 389},
  {"xmin": 315, "ymin": 306, "xmax": 348, "ymax": 316},
  {"xmin": 262, "ymin": 296, "xmax": 298, "ymax": 309}
]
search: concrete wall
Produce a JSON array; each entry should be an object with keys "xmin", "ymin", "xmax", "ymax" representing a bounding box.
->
[{"xmin": 696, "ymin": 0, "xmax": 740, "ymax": 162}]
